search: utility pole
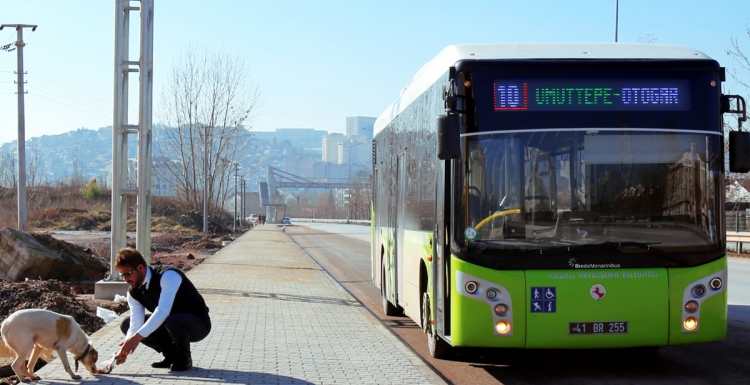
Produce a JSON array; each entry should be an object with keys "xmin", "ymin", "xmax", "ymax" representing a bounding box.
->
[
  {"xmin": 203, "ymin": 124, "xmax": 210, "ymax": 233},
  {"xmin": 614, "ymin": 0, "xmax": 619, "ymax": 42},
  {"xmin": 241, "ymin": 178, "xmax": 246, "ymax": 230},
  {"xmin": 1, "ymin": 24, "xmax": 37, "ymax": 231},
  {"xmin": 233, "ymin": 162, "xmax": 239, "ymax": 232}
]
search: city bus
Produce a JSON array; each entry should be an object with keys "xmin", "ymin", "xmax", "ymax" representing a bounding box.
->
[{"xmin": 371, "ymin": 43, "xmax": 749, "ymax": 357}]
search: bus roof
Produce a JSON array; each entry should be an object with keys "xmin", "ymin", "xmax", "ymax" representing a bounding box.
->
[{"xmin": 373, "ymin": 43, "xmax": 714, "ymax": 134}]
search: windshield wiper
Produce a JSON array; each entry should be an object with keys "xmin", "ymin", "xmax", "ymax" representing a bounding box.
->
[
  {"xmin": 568, "ymin": 241, "xmax": 690, "ymax": 266},
  {"xmin": 488, "ymin": 240, "xmax": 690, "ymax": 267}
]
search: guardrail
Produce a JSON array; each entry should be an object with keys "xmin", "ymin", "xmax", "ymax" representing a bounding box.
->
[
  {"xmin": 727, "ymin": 232, "xmax": 750, "ymax": 252},
  {"xmin": 290, "ymin": 218, "xmax": 370, "ymax": 225}
]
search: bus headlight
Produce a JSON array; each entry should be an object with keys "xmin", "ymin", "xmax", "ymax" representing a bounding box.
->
[
  {"xmin": 465, "ymin": 281, "xmax": 478, "ymax": 294},
  {"xmin": 709, "ymin": 277, "xmax": 723, "ymax": 290},
  {"xmin": 486, "ymin": 288, "xmax": 498, "ymax": 300},
  {"xmin": 684, "ymin": 300, "xmax": 699, "ymax": 314},
  {"xmin": 684, "ymin": 317, "xmax": 698, "ymax": 331},
  {"xmin": 495, "ymin": 320, "xmax": 511, "ymax": 334},
  {"xmin": 494, "ymin": 303, "xmax": 509, "ymax": 316}
]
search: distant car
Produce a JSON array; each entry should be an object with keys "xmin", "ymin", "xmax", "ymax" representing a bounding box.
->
[
  {"xmin": 283, "ymin": 217, "xmax": 291, "ymax": 225},
  {"xmin": 247, "ymin": 214, "xmax": 258, "ymax": 223}
]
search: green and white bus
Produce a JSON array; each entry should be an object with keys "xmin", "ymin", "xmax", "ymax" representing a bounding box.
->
[{"xmin": 371, "ymin": 43, "xmax": 749, "ymax": 357}]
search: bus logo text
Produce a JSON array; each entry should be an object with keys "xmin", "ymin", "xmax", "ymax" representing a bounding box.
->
[{"xmin": 569, "ymin": 258, "xmax": 621, "ymax": 269}]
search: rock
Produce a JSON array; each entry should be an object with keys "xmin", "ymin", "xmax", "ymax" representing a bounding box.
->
[
  {"xmin": 0, "ymin": 228, "xmax": 107, "ymax": 282},
  {"xmin": 186, "ymin": 253, "xmax": 195, "ymax": 260}
]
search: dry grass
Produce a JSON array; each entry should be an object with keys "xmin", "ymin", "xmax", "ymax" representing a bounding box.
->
[{"xmin": 0, "ymin": 183, "xmax": 233, "ymax": 233}]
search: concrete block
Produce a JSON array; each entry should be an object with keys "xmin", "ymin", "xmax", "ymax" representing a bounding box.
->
[
  {"xmin": 94, "ymin": 279, "xmax": 129, "ymax": 300},
  {"xmin": 0, "ymin": 227, "xmax": 107, "ymax": 281}
]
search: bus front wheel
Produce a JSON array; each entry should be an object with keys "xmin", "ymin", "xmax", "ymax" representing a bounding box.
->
[{"xmin": 422, "ymin": 292, "xmax": 452, "ymax": 358}]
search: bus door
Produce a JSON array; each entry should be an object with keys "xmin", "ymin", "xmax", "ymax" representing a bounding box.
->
[
  {"xmin": 373, "ymin": 164, "xmax": 382, "ymax": 284},
  {"xmin": 396, "ymin": 151, "xmax": 407, "ymax": 306},
  {"xmin": 434, "ymin": 159, "xmax": 451, "ymax": 338}
]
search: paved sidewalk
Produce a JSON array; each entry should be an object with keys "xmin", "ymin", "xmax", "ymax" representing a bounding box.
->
[{"xmin": 34, "ymin": 225, "xmax": 444, "ymax": 384}]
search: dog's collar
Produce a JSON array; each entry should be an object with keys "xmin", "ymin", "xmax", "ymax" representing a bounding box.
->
[
  {"xmin": 75, "ymin": 344, "xmax": 91, "ymax": 362},
  {"xmin": 74, "ymin": 344, "xmax": 91, "ymax": 371}
]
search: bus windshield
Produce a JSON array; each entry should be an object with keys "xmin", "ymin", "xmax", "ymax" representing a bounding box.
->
[{"xmin": 459, "ymin": 129, "xmax": 724, "ymax": 265}]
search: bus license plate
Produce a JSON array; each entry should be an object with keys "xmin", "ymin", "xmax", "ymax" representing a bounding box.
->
[{"xmin": 569, "ymin": 321, "xmax": 628, "ymax": 334}]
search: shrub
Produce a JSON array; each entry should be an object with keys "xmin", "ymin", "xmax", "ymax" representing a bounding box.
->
[{"xmin": 81, "ymin": 183, "xmax": 106, "ymax": 200}]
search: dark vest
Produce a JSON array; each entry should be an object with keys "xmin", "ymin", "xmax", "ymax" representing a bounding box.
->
[{"xmin": 128, "ymin": 265, "xmax": 209, "ymax": 320}]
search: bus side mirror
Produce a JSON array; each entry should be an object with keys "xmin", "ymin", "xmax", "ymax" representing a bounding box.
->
[
  {"xmin": 437, "ymin": 113, "xmax": 460, "ymax": 160},
  {"xmin": 730, "ymin": 131, "xmax": 750, "ymax": 173}
]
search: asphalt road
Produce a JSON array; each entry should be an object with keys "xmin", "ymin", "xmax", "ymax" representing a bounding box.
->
[{"xmin": 287, "ymin": 223, "xmax": 750, "ymax": 385}]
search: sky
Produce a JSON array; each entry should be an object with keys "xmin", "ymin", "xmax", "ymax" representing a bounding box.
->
[{"xmin": 2, "ymin": 0, "xmax": 750, "ymax": 146}]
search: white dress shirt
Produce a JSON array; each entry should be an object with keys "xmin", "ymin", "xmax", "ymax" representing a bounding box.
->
[{"xmin": 125, "ymin": 267, "xmax": 183, "ymax": 338}]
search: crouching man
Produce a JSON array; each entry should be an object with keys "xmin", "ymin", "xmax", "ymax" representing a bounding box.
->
[{"xmin": 114, "ymin": 247, "xmax": 211, "ymax": 372}]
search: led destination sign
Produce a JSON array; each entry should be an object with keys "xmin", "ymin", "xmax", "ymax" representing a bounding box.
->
[{"xmin": 494, "ymin": 79, "xmax": 689, "ymax": 111}]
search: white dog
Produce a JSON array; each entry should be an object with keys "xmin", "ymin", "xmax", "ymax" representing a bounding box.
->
[{"xmin": 1, "ymin": 309, "xmax": 99, "ymax": 382}]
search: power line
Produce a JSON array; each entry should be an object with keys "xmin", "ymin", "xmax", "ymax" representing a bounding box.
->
[
  {"xmin": 26, "ymin": 73, "xmax": 111, "ymax": 104},
  {"xmin": 26, "ymin": 84, "xmax": 112, "ymax": 114},
  {"xmin": 29, "ymin": 91, "xmax": 111, "ymax": 120},
  {"xmin": 23, "ymin": 73, "xmax": 138, "ymax": 114}
]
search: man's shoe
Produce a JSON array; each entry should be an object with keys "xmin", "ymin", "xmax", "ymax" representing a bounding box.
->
[
  {"xmin": 170, "ymin": 358, "xmax": 192, "ymax": 372},
  {"xmin": 151, "ymin": 359, "xmax": 173, "ymax": 369}
]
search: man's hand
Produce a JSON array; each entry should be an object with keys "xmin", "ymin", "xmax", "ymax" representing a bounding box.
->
[{"xmin": 116, "ymin": 333, "xmax": 144, "ymax": 364}]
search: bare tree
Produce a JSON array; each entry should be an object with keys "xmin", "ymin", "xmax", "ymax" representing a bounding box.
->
[
  {"xmin": 155, "ymin": 47, "xmax": 262, "ymax": 210},
  {"xmin": 349, "ymin": 176, "xmax": 372, "ymax": 220},
  {"xmin": 0, "ymin": 147, "xmax": 16, "ymax": 188},
  {"xmin": 725, "ymin": 28, "xmax": 750, "ymax": 211},
  {"xmin": 316, "ymin": 190, "xmax": 336, "ymax": 219},
  {"xmin": 638, "ymin": 34, "xmax": 658, "ymax": 44},
  {"xmin": 69, "ymin": 144, "xmax": 85, "ymax": 186},
  {"xmin": 727, "ymin": 28, "xmax": 750, "ymax": 92},
  {"xmin": 27, "ymin": 142, "xmax": 45, "ymax": 187}
]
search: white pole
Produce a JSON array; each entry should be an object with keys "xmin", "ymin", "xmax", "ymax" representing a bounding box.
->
[
  {"xmin": 1, "ymin": 24, "xmax": 37, "ymax": 231},
  {"xmin": 233, "ymin": 162, "xmax": 238, "ymax": 232},
  {"xmin": 615, "ymin": 0, "xmax": 619, "ymax": 42},
  {"xmin": 203, "ymin": 125, "xmax": 209, "ymax": 233}
]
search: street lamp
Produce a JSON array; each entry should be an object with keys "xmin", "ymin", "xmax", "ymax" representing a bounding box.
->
[{"xmin": 221, "ymin": 158, "xmax": 240, "ymax": 232}]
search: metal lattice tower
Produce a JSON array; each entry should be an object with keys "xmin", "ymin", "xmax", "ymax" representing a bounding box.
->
[{"xmin": 110, "ymin": 0, "xmax": 154, "ymax": 275}]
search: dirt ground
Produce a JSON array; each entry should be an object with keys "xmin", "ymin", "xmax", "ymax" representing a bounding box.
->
[
  {"xmin": 0, "ymin": 231, "xmax": 234, "ymax": 384},
  {"xmin": 727, "ymin": 250, "xmax": 750, "ymax": 259}
]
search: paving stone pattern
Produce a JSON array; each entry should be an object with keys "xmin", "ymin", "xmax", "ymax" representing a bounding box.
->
[{"xmin": 34, "ymin": 226, "xmax": 441, "ymax": 384}]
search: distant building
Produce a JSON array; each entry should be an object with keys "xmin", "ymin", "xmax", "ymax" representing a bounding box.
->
[
  {"xmin": 346, "ymin": 116, "xmax": 376, "ymax": 140},
  {"xmin": 102, "ymin": 157, "xmax": 179, "ymax": 197},
  {"xmin": 152, "ymin": 157, "xmax": 181, "ymax": 197},
  {"xmin": 322, "ymin": 133, "xmax": 346, "ymax": 163},
  {"xmin": 284, "ymin": 155, "xmax": 315, "ymax": 179},
  {"xmin": 337, "ymin": 136, "xmax": 370, "ymax": 165},
  {"xmin": 252, "ymin": 128, "xmax": 327, "ymax": 150},
  {"xmin": 313, "ymin": 162, "xmax": 349, "ymax": 181}
]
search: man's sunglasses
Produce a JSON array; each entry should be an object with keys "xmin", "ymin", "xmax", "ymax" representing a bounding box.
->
[{"xmin": 119, "ymin": 267, "xmax": 137, "ymax": 278}]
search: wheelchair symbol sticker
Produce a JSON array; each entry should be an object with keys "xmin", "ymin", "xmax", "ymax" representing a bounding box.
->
[{"xmin": 531, "ymin": 287, "xmax": 556, "ymax": 313}]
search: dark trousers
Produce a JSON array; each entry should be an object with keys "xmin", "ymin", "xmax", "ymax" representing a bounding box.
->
[{"xmin": 120, "ymin": 313, "xmax": 211, "ymax": 362}]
